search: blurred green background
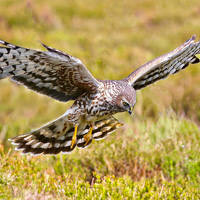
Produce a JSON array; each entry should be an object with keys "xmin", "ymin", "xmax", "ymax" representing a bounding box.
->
[{"xmin": 0, "ymin": 0, "xmax": 200, "ymax": 199}]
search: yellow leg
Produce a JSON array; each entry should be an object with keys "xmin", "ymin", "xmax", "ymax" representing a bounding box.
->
[
  {"xmin": 71, "ymin": 125, "xmax": 78, "ymax": 149},
  {"xmin": 84, "ymin": 124, "xmax": 94, "ymax": 146}
]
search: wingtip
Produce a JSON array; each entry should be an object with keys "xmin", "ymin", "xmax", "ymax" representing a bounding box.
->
[
  {"xmin": 186, "ymin": 35, "xmax": 196, "ymax": 43},
  {"xmin": 191, "ymin": 34, "xmax": 196, "ymax": 40},
  {"xmin": 38, "ymin": 41, "xmax": 57, "ymax": 53},
  {"xmin": 38, "ymin": 41, "xmax": 48, "ymax": 49},
  {"xmin": 175, "ymin": 35, "xmax": 197, "ymax": 52}
]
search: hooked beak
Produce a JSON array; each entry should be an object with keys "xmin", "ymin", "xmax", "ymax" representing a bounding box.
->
[{"xmin": 128, "ymin": 106, "xmax": 134, "ymax": 115}]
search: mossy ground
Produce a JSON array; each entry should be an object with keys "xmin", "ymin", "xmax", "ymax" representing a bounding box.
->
[{"xmin": 0, "ymin": 0, "xmax": 200, "ymax": 199}]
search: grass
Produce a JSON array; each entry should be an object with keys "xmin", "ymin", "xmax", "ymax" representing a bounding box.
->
[
  {"xmin": 0, "ymin": 0, "xmax": 200, "ymax": 199},
  {"xmin": 1, "ymin": 115, "xmax": 200, "ymax": 199}
]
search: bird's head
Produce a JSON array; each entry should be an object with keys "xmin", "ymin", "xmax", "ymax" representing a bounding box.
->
[{"xmin": 115, "ymin": 84, "xmax": 136, "ymax": 115}]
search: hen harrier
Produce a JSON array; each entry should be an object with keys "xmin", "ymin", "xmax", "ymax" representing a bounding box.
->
[{"xmin": 0, "ymin": 35, "xmax": 199, "ymax": 155}]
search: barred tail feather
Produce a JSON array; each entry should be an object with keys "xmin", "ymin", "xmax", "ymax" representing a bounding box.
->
[{"xmin": 9, "ymin": 116, "xmax": 123, "ymax": 156}]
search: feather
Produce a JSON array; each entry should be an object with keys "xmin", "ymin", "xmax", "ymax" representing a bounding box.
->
[
  {"xmin": 124, "ymin": 35, "xmax": 200, "ymax": 90},
  {"xmin": 0, "ymin": 39, "xmax": 101, "ymax": 102},
  {"xmin": 9, "ymin": 114, "xmax": 123, "ymax": 156}
]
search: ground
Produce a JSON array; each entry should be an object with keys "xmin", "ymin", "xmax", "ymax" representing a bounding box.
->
[{"xmin": 0, "ymin": 0, "xmax": 200, "ymax": 199}]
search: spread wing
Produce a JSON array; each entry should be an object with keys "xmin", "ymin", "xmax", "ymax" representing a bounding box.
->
[
  {"xmin": 124, "ymin": 35, "xmax": 200, "ymax": 90},
  {"xmin": 0, "ymin": 40, "xmax": 100, "ymax": 102}
]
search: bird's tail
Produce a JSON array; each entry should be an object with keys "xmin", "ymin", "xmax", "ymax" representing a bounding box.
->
[{"xmin": 9, "ymin": 116, "xmax": 124, "ymax": 156}]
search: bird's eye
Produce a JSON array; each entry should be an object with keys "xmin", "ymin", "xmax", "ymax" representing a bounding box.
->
[{"xmin": 123, "ymin": 102, "xmax": 129, "ymax": 107}]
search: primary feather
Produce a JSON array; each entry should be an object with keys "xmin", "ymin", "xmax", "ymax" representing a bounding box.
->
[
  {"xmin": 124, "ymin": 35, "xmax": 200, "ymax": 90},
  {"xmin": 0, "ymin": 39, "xmax": 100, "ymax": 102}
]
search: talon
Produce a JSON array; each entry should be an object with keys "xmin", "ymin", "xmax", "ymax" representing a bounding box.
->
[
  {"xmin": 84, "ymin": 124, "xmax": 94, "ymax": 146},
  {"xmin": 71, "ymin": 125, "xmax": 78, "ymax": 149}
]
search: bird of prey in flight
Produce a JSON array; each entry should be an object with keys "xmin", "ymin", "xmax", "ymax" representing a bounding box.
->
[{"xmin": 0, "ymin": 35, "xmax": 199, "ymax": 155}]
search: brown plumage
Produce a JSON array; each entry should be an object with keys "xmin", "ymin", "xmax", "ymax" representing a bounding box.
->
[{"xmin": 0, "ymin": 35, "xmax": 200, "ymax": 155}]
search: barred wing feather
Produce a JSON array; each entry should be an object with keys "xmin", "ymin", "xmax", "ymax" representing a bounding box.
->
[
  {"xmin": 124, "ymin": 35, "xmax": 200, "ymax": 90},
  {"xmin": 0, "ymin": 40, "xmax": 100, "ymax": 102}
]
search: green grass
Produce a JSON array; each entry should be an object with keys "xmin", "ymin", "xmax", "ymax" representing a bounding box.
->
[
  {"xmin": 0, "ymin": 0, "xmax": 200, "ymax": 199},
  {"xmin": 1, "ymin": 115, "xmax": 200, "ymax": 199}
]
